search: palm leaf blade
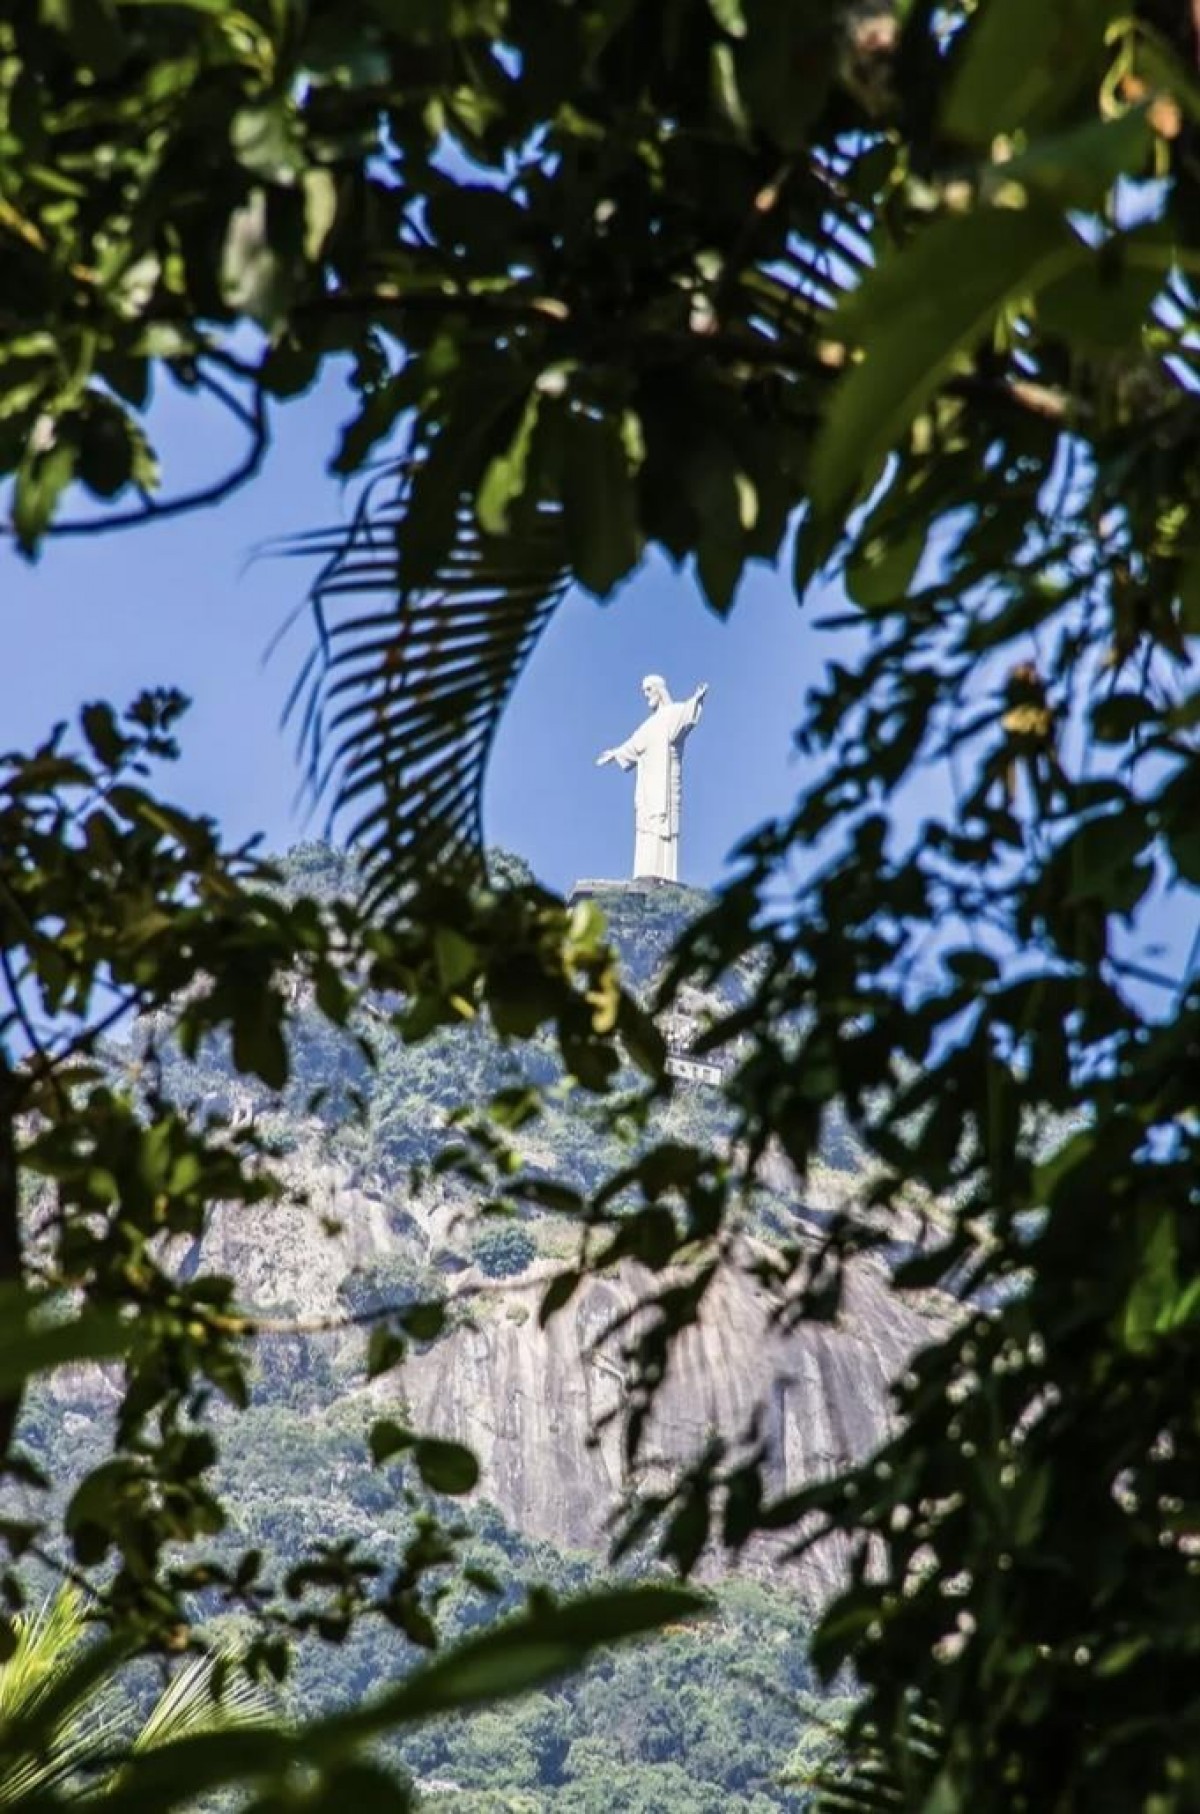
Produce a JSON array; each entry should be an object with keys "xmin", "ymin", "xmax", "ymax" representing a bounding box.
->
[{"xmin": 286, "ymin": 466, "xmax": 568, "ymax": 903}]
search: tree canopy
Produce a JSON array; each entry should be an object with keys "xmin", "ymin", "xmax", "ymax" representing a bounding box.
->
[{"xmin": 3, "ymin": 2, "xmax": 1200, "ymax": 1810}]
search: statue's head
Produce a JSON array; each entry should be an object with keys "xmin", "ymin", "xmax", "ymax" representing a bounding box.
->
[{"xmin": 641, "ymin": 674, "xmax": 669, "ymax": 710}]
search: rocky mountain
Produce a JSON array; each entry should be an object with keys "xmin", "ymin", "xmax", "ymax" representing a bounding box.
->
[{"xmin": 141, "ymin": 854, "xmax": 948, "ymax": 1604}]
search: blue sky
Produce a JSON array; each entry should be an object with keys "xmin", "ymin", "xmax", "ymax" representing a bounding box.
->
[
  {"xmin": 0, "ymin": 371, "xmax": 832, "ymax": 894},
  {"xmin": 1, "ymin": 371, "xmax": 1195, "ymax": 1005}
]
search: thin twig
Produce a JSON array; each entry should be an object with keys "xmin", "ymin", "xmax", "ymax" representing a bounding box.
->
[
  {"xmin": 51, "ymin": 991, "xmax": 141, "ymax": 1071},
  {"xmin": 23, "ymin": 381, "xmax": 268, "ymax": 542},
  {"xmin": 0, "ymin": 946, "xmax": 47, "ymax": 1083}
]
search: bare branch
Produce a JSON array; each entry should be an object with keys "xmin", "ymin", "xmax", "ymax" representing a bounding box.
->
[
  {"xmin": 19, "ymin": 373, "xmax": 269, "ymax": 543},
  {"xmin": 0, "ymin": 1053, "xmax": 25, "ymax": 1464},
  {"xmin": 0, "ymin": 945, "xmax": 44, "ymax": 1077}
]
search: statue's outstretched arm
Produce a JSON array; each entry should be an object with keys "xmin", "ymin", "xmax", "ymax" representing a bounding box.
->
[
  {"xmin": 599, "ymin": 733, "xmax": 642, "ymax": 768},
  {"xmin": 676, "ymin": 683, "xmax": 708, "ymax": 730}
]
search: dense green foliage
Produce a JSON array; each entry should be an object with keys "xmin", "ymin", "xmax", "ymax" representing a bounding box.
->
[
  {"xmin": 4, "ymin": 2, "xmax": 1200, "ymax": 1810},
  {"xmin": 395, "ymin": 1575, "xmax": 817, "ymax": 1812},
  {"xmin": 471, "ymin": 1224, "xmax": 538, "ymax": 1279}
]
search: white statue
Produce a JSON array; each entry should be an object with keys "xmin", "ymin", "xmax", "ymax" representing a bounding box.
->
[{"xmin": 597, "ymin": 675, "xmax": 708, "ymax": 882}]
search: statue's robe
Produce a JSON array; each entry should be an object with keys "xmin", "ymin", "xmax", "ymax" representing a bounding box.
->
[{"xmin": 610, "ymin": 691, "xmax": 704, "ymax": 881}]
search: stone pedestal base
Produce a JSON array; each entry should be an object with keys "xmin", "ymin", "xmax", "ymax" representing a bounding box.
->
[{"xmin": 569, "ymin": 877, "xmax": 682, "ymax": 899}]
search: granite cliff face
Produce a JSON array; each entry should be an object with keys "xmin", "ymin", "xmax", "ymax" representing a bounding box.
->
[{"xmin": 400, "ymin": 1258, "xmax": 939, "ymax": 1598}]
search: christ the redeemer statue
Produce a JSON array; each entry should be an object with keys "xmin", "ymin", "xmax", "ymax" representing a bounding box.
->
[{"xmin": 596, "ymin": 675, "xmax": 708, "ymax": 882}]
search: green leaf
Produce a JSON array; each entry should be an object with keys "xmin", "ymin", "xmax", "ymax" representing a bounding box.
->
[
  {"xmin": 517, "ymin": 1177, "xmax": 582, "ymax": 1213},
  {"xmin": 399, "ymin": 1300, "xmax": 447, "ymax": 1342},
  {"xmin": 710, "ymin": 41, "xmax": 749, "ymax": 135},
  {"xmin": 65, "ymin": 1457, "xmax": 137, "ymax": 1563},
  {"xmin": 539, "ymin": 1269, "xmax": 581, "ymax": 1326},
  {"xmin": 221, "ymin": 190, "xmax": 297, "ymax": 328},
  {"xmin": 434, "ymin": 928, "xmax": 480, "ymax": 991},
  {"xmin": 80, "ymin": 700, "xmax": 125, "ymax": 767},
  {"xmin": 1158, "ymin": 763, "xmax": 1200, "ymax": 884},
  {"xmin": 994, "ymin": 109, "xmax": 1153, "ymax": 209},
  {"xmin": 0, "ymin": 1293, "xmax": 128, "ymax": 1395},
  {"xmin": 303, "ymin": 168, "xmax": 340, "ymax": 260},
  {"xmin": 733, "ymin": 6, "xmax": 833, "ymax": 149},
  {"xmin": 567, "ymin": 896, "xmax": 608, "ymax": 956},
  {"xmin": 477, "ymin": 391, "xmax": 543, "ymax": 536},
  {"xmin": 231, "ymin": 103, "xmax": 303, "ymax": 183},
  {"xmin": 331, "ymin": 370, "xmax": 418, "ymax": 475},
  {"xmin": 943, "ymin": 0, "xmax": 1123, "ymax": 143},
  {"xmin": 1121, "ymin": 1205, "xmax": 1178, "ymax": 1352},
  {"xmin": 693, "ymin": 472, "xmax": 748, "ymax": 615},
  {"xmin": 812, "ymin": 205, "xmax": 1081, "ymax": 519},
  {"xmin": 562, "ymin": 410, "xmax": 642, "ymax": 597},
  {"xmin": 560, "ymin": 1029, "xmax": 620, "ymax": 1092},
  {"xmin": 1166, "ymin": 823, "xmax": 1200, "ymax": 886},
  {"xmin": 13, "ymin": 441, "xmax": 76, "ymax": 554},
  {"xmin": 368, "ymin": 1419, "xmax": 415, "ymax": 1465},
  {"xmin": 1037, "ymin": 243, "xmax": 1162, "ymax": 351},
  {"xmin": 74, "ymin": 396, "xmax": 141, "ymax": 498},
  {"xmin": 487, "ymin": 953, "xmax": 560, "ymax": 1038},
  {"xmin": 844, "ymin": 521, "xmax": 927, "ymax": 610},
  {"xmin": 1177, "ymin": 559, "xmax": 1200, "ymax": 635},
  {"xmin": 1095, "ymin": 1635, "xmax": 1151, "ymax": 1678},
  {"xmin": 1091, "ymin": 693, "xmax": 1158, "ymax": 744},
  {"xmin": 40, "ymin": 0, "xmax": 126, "ymax": 77},
  {"xmin": 812, "ymin": 1586, "xmax": 884, "ymax": 1680},
  {"xmin": 366, "ymin": 1327, "xmax": 406, "ymax": 1380},
  {"xmin": 230, "ymin": 1003, "xmax": 288, "ymax": 1089},
  {"xmin": 707, "ymin": 0, "xmax": 745, "ymax": 37},
  {"xmin": 944, "ymin": 950, "xmax": 999, "ymax": 985},
  {"xmin": 1059, "ymin": 805, "xmax": 1154, "ymax": 917},
  {"xmin": 618, "ymin": 995, "xmax": 667, "ymax": 1079},
  {"xmin": 663, "ymin": 1490, "xmax": 710, "ymax": 1576},
  {"xmin": 413, "ymin": 1438, "xmax": 479, "ymax": 1496}
]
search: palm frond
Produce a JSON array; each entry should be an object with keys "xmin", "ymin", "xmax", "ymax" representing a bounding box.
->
[
  {"xmin": 0, "ymin": 1590, "xmax": 125, "ymax": 1801},
  {"xmin": 0, "ymin": 1588, "xmax": 87, "ymax": 1725},
  {"xmin": 130, "ymin": 1650, "xmax": 274, "ymax": 1755},
  {"xmin": 284, "ymin": 465, "xmax": 570, "ymax": 907},
  {"xmin": 788, "ymin": 1692, "xmax": 945, "ymax": 1814},
  {"xmin": 0, "ymin": 1592, "xmax": 277, "ymax": 1803}
]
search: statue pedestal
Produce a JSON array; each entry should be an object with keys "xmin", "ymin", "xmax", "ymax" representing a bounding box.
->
[{"xmin": 569, "ymin": 877, "xmax": 679, "ymax": 899}]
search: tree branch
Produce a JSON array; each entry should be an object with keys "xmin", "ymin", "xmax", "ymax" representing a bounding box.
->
[
  {"xmin": 26, "ymin": 376, "xmax": 269, "ymax": 542},
  {"xmin": 0, "ymin": 944, "xmax": 46, "ymax": 1086},
  {"xmin": 0, "ymin": 1053, "xmax": 24, "ymax": 1466}
]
